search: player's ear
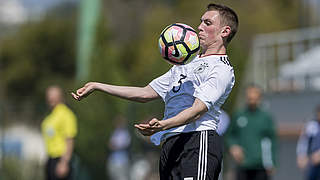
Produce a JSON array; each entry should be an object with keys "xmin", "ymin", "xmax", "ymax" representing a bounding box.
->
[{"xmin": 221, "ymin": 26, "xmax": 231, "ymax": 38}]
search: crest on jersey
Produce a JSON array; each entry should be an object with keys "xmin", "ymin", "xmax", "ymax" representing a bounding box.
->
[
  {"xmin": 194, "ymin": 62, "xmax": 209, "ymax": 74},
  {"xmin": 46, "ymin": 126, "xmax": 55, "ymax": 137}
]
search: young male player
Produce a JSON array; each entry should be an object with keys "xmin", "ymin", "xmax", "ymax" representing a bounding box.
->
[{"xmin": 72, "ymin": 3, "xmax": 238, "ymax": 180}]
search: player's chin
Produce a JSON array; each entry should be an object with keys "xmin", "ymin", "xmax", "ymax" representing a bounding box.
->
[
  {"xmin": 199, "ymin": 42, "xmax": 206, "ymax": 49},
  {"xmin": 199, "ymin": 39, "xmax": 206, "ymax": 47}
]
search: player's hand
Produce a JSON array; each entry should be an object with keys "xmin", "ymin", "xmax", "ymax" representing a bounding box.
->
[
  {"xmin": 297, "ymin": 155, "xmax": 309, "ymax": 169},
  {"xmin": 55, "ymin": 160, "xmax": 69, "ymax": 178},
  {"xmin": 230, "ymin": 145, "xmax": 244, "ymax": 164},
  {"xmin": 71, "ymin": 82, "xmax": 96, "ymax": 101},
  {"xmin": 134, "ymin": 118, "xmax": 164, "ymax": 136},
  {"xmin": 266, "ymin": 167, "xmax": 276, "ymax": 175},
  {"xmin": 311, "ymin": 150, "xmax": 320, "ymax": 165}
]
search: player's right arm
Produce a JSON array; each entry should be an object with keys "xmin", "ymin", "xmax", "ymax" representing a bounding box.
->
[{"xmin": 71, "ymin": 82, "xmax": 160, "ymax": 103}]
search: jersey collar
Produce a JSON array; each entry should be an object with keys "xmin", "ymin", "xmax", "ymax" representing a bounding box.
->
[{"xmin": 199, "ymin": 53, "xmax": 227, "ymax": 58}]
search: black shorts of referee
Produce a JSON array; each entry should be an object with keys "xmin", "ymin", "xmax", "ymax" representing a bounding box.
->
[
  {"xmin": 45, "ymin": 157, "xmax": 72, "ymax": 180},
  {"xmin": 160, "ymin": 130, "xmax": 223, "ymax": 180}
]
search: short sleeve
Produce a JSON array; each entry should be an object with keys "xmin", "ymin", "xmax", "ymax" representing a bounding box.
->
[
  {"xmin": 149, "ymin": 69, "xmax": 172, "ymax": 100},
  {"xmin": 63, "ymin": 109, "xmax": 78, "ymax": 138},
  {"xmin": 194, "ymin": 64, "xmax": 234, "ymax": 111}
]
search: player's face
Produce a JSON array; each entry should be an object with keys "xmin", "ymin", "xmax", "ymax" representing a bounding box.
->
[
  {"xmin": 46, "ymin": 87, "xmax": 62, "ymax": 108},
  {"xmin": 246, "ymin": 87, "xmax": 261, "ymax": 109},
  {"xmin": 198, "ymin": 10, "xmax": 223, "ymax": 49}
]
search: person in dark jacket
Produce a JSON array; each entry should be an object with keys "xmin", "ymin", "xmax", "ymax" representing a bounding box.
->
[{"xmin": 226, "ymin": 85, "xmax": 277, "ymax": 180}]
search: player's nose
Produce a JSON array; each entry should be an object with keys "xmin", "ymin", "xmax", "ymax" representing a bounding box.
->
[{"xmin": 197, "ymin": 23, "xmax": 203, "ymax": 32}]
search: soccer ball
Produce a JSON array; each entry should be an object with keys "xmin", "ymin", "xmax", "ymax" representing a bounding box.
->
[{"xmin": 158, "ymin": 23, "xmax": 200, "ymax": 65}]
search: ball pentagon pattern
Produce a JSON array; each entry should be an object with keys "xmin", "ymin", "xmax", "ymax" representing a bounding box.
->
[{"xmin": 158, "ymin": 23, "xmax": 200, "ymax": 65}]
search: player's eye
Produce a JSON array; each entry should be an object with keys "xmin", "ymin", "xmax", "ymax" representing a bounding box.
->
[{"xmin": 204, "ymin": 20, "xmax": 211, "ymax": 26}]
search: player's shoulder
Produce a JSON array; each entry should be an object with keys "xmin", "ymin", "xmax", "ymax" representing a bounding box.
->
[
  {"xmin": 196, "ymin": 54, "xmax": 232, "ymax": 66},
  {"xmin": 56, "ymin": 103, "xmax": 71, "ymax": 111},
  {"xmin": 305, "ymin": 120, "xmax": 319, "ymax": 129},
  {"xmin": 305, "ymin": 120, "xmax": 320, "ymax": 135},
  {"xmin": 232, "ymin": 109, "xmax": 246, "ymax": 118},
  {"xmin": 255, "ymin": 107, "xmax": 273, "ymax": 118},
  {"xmin": 190, "ymin": 55, "xmax": 232, "ymax": 72},
  {"xmin": 56, "ymin": 104, "xmax": 76, "ymax": 116}
]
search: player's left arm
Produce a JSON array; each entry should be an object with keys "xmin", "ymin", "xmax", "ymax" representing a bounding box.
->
[
  {"xmin": 135, "ymin": 98, "xmax": 207, "ymax": 136},
  {"xmin": 265, "ymin": 115, "xmax": 277, "ymax": 174},
  {"xmin": 56, "ymin": 138, "xmax": 74, "ymax": 178},
  {"xmin": 311, "ymin": 149, "xmax": 320, "ymax": 165},
  {"xmin": 56, "ymin": 109, "xmax": 77, "ymax": 178}
]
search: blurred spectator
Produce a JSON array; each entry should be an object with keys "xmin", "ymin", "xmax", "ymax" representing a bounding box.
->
[
  {"xmin": 296, "ymin": 105, "xmax": 320, "ymax": 180},
  {"xmin": 130, "ymin": 151, "xmax": 160, "ymax": 180},
  {"xmin": 107, "ymin": 116, "xmax": 131, "ymax": 180},
  {"xmin": 130, "ymin": 156, "xmax": 151, "ymax": 180},
  {"xmin": 42, "ymin": 85, "xmax": 78, "ymax": 180},
  {"xmin": 226, "ymin": 84, "xmax": 277, "ymax": 180}
]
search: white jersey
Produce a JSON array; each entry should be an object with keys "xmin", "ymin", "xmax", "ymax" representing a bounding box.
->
[{"xmin": 149, "ymin": 54, "xmax": 235, "ymax": 145}]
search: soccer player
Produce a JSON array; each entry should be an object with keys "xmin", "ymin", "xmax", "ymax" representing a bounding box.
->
[
  {"xmin": 72, "ymin": 3, "xmax": 238, "ymax": 180},
  {"xmin": 42, "ymin": 86, "xmax": 78, "ymax": 180}
]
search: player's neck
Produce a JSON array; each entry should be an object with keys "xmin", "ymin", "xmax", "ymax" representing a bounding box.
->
[{"xmin": 201, "ymin": 44, "xmax": 226, "ymax": 56}]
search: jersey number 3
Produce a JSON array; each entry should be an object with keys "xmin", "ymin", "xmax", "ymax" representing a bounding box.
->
[{"xmin": 173, "ymin": 74, "xmax": 187, "ymax": 93}]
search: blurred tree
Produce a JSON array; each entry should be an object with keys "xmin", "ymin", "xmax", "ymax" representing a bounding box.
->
[{"xmin": 0, "ymin": 5, "xmax": 78, "ymax": 126}]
